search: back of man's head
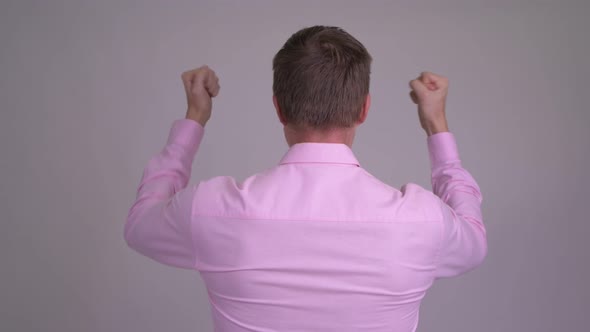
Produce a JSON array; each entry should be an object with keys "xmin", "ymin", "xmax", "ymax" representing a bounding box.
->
[{"xmin": 272, "ymin": 26, "xmax": 372, "ymax": 130}]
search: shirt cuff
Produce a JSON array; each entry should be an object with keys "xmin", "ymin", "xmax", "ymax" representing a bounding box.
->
[
  {"xmin": 427, "ymin": 132, "xmax": 460, "ymax": 167},
  {"xmin": 166, "ymin": 119, "xmax": 205, "ymax": 157}
]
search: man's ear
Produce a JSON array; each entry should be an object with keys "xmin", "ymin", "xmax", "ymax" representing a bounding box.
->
[
  {"xmin": 357, "ymin": 94, "xmax": 371, "ymax": 124},
  {"xmin": 273, "ymin": 96, "xmax": 287, "ymax": 125}
]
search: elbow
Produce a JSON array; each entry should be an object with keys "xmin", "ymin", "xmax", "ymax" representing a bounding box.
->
[
  {"xmin": 124, "ymin": 206, "xmax": 147, "ymax": 252},
  {"xmin": 461, "ymin": 228, "xmax": 488, "ymax": 274},
  {"xmin": 453, "ymin": 235, "xmax": 487, "ymax": 278},
  {"xmin": 466, "ymin": 216, "xmax": 488, "ymax": 268},
  {"xmin": 437, "ymin": 227, "xmax": 488, "ymax": 279},
  {"xmin": 472, "ymin": 231, "xmax": 488, "ymax": 268},
  {"xmin": 123, "ymin": 218, "xmax": 139, "ymax": 251}
]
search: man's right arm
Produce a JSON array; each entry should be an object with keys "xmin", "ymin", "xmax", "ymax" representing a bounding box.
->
[
  {"xmin": 409, "ymin": 71, "xmax": 487, "ymax": 278},
  {"xmin": 428, "ymin": 132, "xmax": 487, "ymax": 278}
]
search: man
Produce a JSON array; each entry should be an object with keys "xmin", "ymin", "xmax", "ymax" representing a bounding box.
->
[{"xmin": 125, "ymin": 26, "xmax": 487, "ymax": 332}]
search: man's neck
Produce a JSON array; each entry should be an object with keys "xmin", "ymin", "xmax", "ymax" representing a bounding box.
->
[{"xmin": 284, "ymin": 125, "xmax": 356, "ymax": 148}]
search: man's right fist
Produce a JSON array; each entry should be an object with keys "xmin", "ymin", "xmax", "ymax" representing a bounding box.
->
[
  {"xmin": 182, "ymin": 66, "xmax": 220, "ymax": 127},
  {"xmin": 409, "ymin": 72, "xmax": 449, "ymax": 136}
]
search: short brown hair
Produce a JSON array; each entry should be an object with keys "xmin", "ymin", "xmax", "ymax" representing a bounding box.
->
[{"xmin": 272, "ymin": 26, "xmax": 372, "ymax": 129}]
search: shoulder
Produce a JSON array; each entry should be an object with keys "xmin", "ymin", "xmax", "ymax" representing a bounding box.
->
[
  {"xmin": 400, "ymin": 182, "xmax": 434, "ymax": 197},
  {"xmin": 357, "ymin": 168, "xmax": 435, "ymax": 201},
  {"xmin": 398, "ymin": 182, "xmax": 444, "ymax": 222},
  {"xmin": 196, "ymin": 175, "xmax": 240, "ymax": 190},
  {"xmin": 189, "ymin": 167, "xmax": 280, "ymax": 216},
  {"xmin": 356, "ymin": 169, "xmax": 444, "ymax": 222},
  {"xmin": 188, "ymin": 175, "xmax": 240, "ymax": 216}
]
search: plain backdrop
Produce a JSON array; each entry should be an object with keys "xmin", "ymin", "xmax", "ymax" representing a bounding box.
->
[{"xmin": 1, "ymin": 1, "xmax": 589, "ymax": 331}]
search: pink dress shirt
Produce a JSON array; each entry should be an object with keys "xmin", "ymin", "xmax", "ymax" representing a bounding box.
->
[{"xmin": 125, "ymin": 119, "xmax": 487, "ymax": 332}]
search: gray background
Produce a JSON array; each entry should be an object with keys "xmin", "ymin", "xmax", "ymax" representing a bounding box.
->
[{"xmin": 1, "ymin": 0, "xmax": 588, "ymax": 331}]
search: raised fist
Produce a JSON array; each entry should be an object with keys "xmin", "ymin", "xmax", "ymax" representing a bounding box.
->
[
  {"xmin": 409, "ymin": 72, "xmax": 449, "ymax": 136},
  {"xmin": 181, "ymin": 66, "xmax": 220, "ymax": 126}
]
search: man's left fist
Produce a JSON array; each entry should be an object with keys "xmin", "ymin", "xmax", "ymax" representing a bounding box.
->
[{"xmin": 181, "ymin": 66, "xmax": 220, "ymax": 126}]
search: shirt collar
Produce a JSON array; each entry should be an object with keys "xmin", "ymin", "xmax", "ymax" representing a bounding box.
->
[{"xmin": 279, "ymin": 142, "xmax": 360, "ymax": 167}]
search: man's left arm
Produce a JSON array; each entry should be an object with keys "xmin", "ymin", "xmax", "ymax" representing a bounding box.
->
[
  {"xmin": 124, "ymin": 119, "xmax": 204, "ymax": 269},
  {"xmin": 124, "ymin": 66, "xmax": 219, "ymax": 269}
]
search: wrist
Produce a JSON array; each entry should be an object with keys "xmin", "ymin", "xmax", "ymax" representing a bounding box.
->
[
  {"xmin": 185, "ymin": 110, "xmax": 209, "ymax": 127},
  {"xmin": 423, "ymin": 118, "xmax": 449, "ymax": 136}
]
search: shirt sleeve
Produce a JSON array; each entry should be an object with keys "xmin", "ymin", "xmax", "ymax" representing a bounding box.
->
[
  {"xmin": 124, "ymin": 119, "xmax": 204, "ymax": 269},
  {"xmin": 428, "ymin": 132, "xmax": 488, "ymax": 278}
]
